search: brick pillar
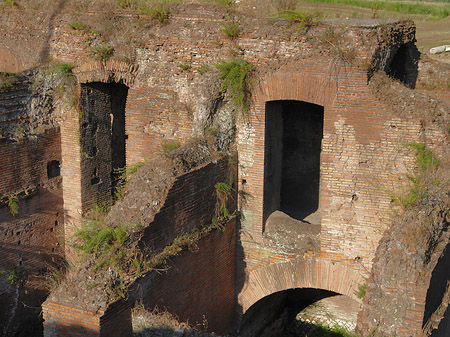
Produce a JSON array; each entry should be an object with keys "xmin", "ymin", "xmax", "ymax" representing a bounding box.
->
[{"xmin": 60, "ymin": 100, "xmax": 83, "ymax": 265}]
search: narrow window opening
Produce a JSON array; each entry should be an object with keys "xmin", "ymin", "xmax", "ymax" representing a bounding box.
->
[{"xmin": 47, "ymin": 160, "xmax": 61, "ymax": 179}]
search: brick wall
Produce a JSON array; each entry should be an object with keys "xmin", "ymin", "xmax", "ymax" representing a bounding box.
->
[
  {"xmin": 0, "ymin": 129, "xmax": 64, "ymax": 264},
  {"xmin": 133, "ymin": 218, "xmax": 237, "ymax": 335},
  {"xmin": 42, "ymin": 298, "xmax": 132, "ymax": 337},
  {"xmin": 125, "ymin": 87, "xmax": 194, "ymax": 164},
  {"xmin": 139, "ymin": 157, "xmax": 232, "ymax": 252}
]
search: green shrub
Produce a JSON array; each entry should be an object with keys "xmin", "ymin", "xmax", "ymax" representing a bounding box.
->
[
  {"xmin": 8, "ymin": 196, "xmax": 19, "ymax": 216},
  {"xmin": 1, "ymin": 0, "xmax": 15, "ymax": 10},
  {"xmin": 161, "ymin": 139, "xmax": 181, "ymax": 156},
  {"xmin": 221, "ymin": 20, "xmax": 239, "ymax": 39},
  {"xmin": 215, "ymin": 58, "xmax": 253, "ymax": 115},
  {"xmin": 137, "ymin": 1, "xmax": 171, "ymax": 24},
  {"xmin": 199, "ymin": 63, "xmax": 210, "ymax": 75},
  {"xmin": 215, "ymin": 181, "xmax": 234, "ymax": 218},
  {"xmin": 399, "ymin": 143, "xmax": 439, "ymax": 209},
  {"xmin": 274, "ymin": 9, "xmax": 321, "ymax": 30},
  {"xmin": 0, "ymin": 72, "xmax": 17, "ymax": 92},
  {"xmin": 114, "ymin": 161, "xmax": 145, "ymax": 199},
  {"xmin": 118, "ymin": 0, "xmax": 133, "ymax": 8},
  {"xmin": 317, "ymin": 323, "xmax": 358, "ymax": 337},
  {"xmin": 8, "ymin": 270, "xmax": 17, "ymax": 284},
  {"xmin": 206, "ymin": 0, "xmax": 235, "ymax": 9},
  {"xmin": 178, "ymin": 63, "xmax": 192, "ymax": 71},
  {"xmin": 74, "ymin": 222, "xmax": 129, "ymax": 269},
  {"xmin": 91, "ymin": 44, "xmax": 114, "ymax": 61},
  {"xmin": 355, "ymin": 280, "xmax": 367, "ymax": 299},
  {"xmin": 68, "ymin": 20, "xmax": 89, "ymax": 32}
]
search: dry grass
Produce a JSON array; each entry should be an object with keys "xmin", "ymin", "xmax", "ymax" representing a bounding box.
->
[{"xmin": 132, "ymin": 304, "xmax": 227, "ymax": 336}]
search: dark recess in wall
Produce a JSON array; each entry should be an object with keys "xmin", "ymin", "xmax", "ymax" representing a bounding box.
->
[
  {"xmin": 79, "ymin": 82, "xmax": 128, "ymax": 208},
  {"xmin": 386, "ymin": 42, "xmax": 419, "ymax": 89},
  {"xmin": 264, "ymin": 100, "xmax": 324, "ymax": 226}
]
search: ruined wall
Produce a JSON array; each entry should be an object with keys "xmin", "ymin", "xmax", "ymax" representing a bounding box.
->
[
  {"xmin": 0, "ymin": 129, "xmax": 63, "ymax": 336},
  {"xmin": 132, "ymin": 218, "xmax": 236, "ymax": 335},
  {"xmin": 139, "ymin": 157, "xmax": 231, "ymax": 252},
  {"xmin": 0, "ymin": 4, "xmax": 447, "ymax": 336},
  {"xmin": 0, "ymin": 128, "xmax": 63, "ymax": 265},
  {"xmin": 42, "ymin": 298, "xmax": 132, "ymax": 337}
]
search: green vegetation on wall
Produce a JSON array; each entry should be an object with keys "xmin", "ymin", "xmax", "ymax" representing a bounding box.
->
[
  {"xmin": 216, "ymin": 58, "xmax": 253, "ymax": 115},
  {"xmin": 399, "ymin": 143, "xmax": 440, "ymax": 209}
]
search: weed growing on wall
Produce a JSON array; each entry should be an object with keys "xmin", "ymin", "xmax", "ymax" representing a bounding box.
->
[
  {"xmin": 317, "ymin": 323, "xmax": 357, "ymax": 337},
  {"xmin": 90, "ymin": 44, "xmax": 115, "ymax": 61},
  {"xmin": 204, "ymin": 0, "xmax": 236, "ymax": 9},
  {"xmin": 114, "ymin": 161, "xmax": 145, "ymax": 199},
  {"xmin": 355, "ymin": 279, "xmax": 367, "ymax": 299},
  {"xmin": 8, "ymin": 270, "xmax": 17, "ymax": 284},
  {"xmin": 220, "ymin": 19, "xmax": 239, "ymax": 39},
  {"xmin": 68, "ymin": 20, "xmax": 90, "ymax": 32},
  {"xmin": 0, "ymin": 0, "xmax": 15, "ymax": 11},
  {"xmin": 319, "ymin": 25, "xmax": 356, "ymax": 64},
  {"xmin": 8, "ymin": 196, "xmax": 19, "ymax": 216},
  {"xmin": 178, "ymin": 63, "xmax": 192, "ymax": 71},
  {"xmin": 161, "ymin": 139, "xmax": 181, "ymax": 156},
  {"xmin": 216, "ymin": 58, "xmax": 253, "ymax": 115},
  {"xmin": 398, "ymin": 143, "xmax": 440, "ymax": 209},
  {"xmin": 0, "ymin": 72, "xmax": 18, "ymax": 92},
  {"xmin": 215, "ymin": 181, "xmax": 234, "ymax": 218},
  {"xmin": 274, "ymin": 9, "xmax": 321, "ymax": 31},
  {"xmin": 73, "ymin": 222, "xmax": 129, "ymax": 269}
]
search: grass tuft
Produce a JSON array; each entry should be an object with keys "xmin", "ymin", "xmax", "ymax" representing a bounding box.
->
[
  {"xmin": 274, "ymin": 9, "xmax": 321, "ymax": 30},
  {"xmin": 215, "ymin": 58, "xmax": 253, "ymax": 115},
  {"xmin": 221, "ymin": 19, "xmax": 240, "ymax": 39}
]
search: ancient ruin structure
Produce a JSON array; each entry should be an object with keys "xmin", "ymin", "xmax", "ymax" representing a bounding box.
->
[{"xmin": 1, "ymin": 2, "xmax": 450, "ymax": 336}]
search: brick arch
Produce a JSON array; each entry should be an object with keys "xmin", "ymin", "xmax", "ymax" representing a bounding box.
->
[
  {"xmin": 253, "ymin": 71, "xmax": 339, "ymax": 108},
  {"xmin": 0, "ymin": 44, "xmax": 23, "ymax": 73},
  {"xmin": 238, "ymin": 257, "xmax": 365, "ymax": 314},
  {"xmin": 73, "ymin": 59, "xmax": 139, "ymax": 87}
]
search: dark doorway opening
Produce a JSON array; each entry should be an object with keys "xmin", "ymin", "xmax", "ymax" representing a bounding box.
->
[
  {"xmin": 80, "ymin": 82, "xmax": 128, "ymax": 208},
  {"xmin": 264, "ymin": 100, "xmax": 324, "ymax": 226}
]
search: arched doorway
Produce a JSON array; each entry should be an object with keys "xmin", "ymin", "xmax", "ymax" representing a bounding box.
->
[{"xmin": 239, "ymin": 288, "xmax": 360, "ymax": 337}]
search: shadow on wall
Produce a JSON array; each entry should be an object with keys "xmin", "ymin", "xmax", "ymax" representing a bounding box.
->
[
  {"xmin": 0, "ymin": 243, "xmax": 64, "ymax": 337},
  {"xmin": 424, "ymin": 243, "xmax": 450, "ymax": 336},
  {"xmin": 38, "ymin": 0, "xmax": 67, "ymax": 64}
]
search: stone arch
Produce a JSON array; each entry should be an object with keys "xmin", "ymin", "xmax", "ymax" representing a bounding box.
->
[
  {"xmin": 238, "ymin": 257, "xmax": 365, "ymax": 314},
  {"xmin": 237, "ymin": 70, "xmax": 339, "ymax": 241},
  {"xmin": 73, "ymin": 59, "xmax": 139, "ymax": 87}
]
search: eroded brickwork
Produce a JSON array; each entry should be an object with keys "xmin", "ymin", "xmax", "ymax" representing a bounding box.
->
[
  {"xmin": 0, "ymin": 5, "xmax": 447, "ymax": 336},
  {"xmin": 42, "ymin": 299, "xmax": 132, "ymax": 337},
  {"xmin": 132, "ymin": 218, "xmax": 237, "ymax": 335}
]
